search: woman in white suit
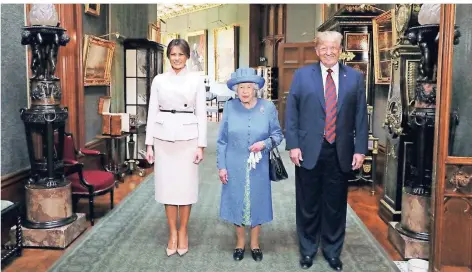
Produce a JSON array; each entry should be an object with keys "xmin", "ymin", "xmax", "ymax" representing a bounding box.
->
[{"xmin": 145, "ymin": 39, "xmax": 207, "ymax": 257}]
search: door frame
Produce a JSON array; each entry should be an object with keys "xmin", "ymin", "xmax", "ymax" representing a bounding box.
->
[{"xmin": 431, "ymin": 4, "xmax": 472, "ymax": 271}]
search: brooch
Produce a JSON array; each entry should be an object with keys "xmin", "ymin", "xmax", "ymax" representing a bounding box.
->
[{"xmin": 260, "ymin": 106, "xmax": 265, "ymax": 114}]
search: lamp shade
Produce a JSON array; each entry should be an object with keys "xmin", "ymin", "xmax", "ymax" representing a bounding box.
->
[{"xmin": 29, "ymin": 4, "xmax": 58, "ymax": 26}]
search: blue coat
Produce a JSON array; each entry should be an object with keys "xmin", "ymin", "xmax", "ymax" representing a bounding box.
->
[
  {"xmin": 217, "ymin": 98, "xmax": 283, "ymax": 226},
  {"xmin": 284, "ymin": 62, "xmax": 368, "ymax": 172}
]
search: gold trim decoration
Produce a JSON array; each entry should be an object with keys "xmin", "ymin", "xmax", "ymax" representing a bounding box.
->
[
  {"xmin": 339, "ymin": 51, "xmax": 355, "ymax": 61},
  {"xmin": 186, "ymin": 30, "xmax": 208, "ymax": 76},
  {"xmin": 373, "ymin": 9, "xmax": 397, "ymax": 85},
  {"xmin": 363, "ymin": 163, "xmax": 372, "ymax": 173},
  {"xmin": 157, "ymin": 4, "xmax": 223, "ymax": 20},
  {"xmin": 83, "ymin": 35, "xmax": 116, "ymax": 86},
  {"xmin": 344, "ymin": 4, "xmax": 377, "ymax": 13},
  {"xmin": 214, "ymin": 25, "xmax": 239, "ymax": 83},
  {"xmin": 406, "ymin": 60, "xmax": 420, "ymax": 113},
  {"xmin": 84, "ymin": 4, "xmax": 100, "ymax": 16},
  {"xmin": 369, "ymin": 135, "xmax": 379, "ymax": 154}
]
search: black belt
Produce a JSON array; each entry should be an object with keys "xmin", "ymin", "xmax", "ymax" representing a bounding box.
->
[{"xmin": 160, "ymin": 109, "xmax": 194, "ymax": 114}]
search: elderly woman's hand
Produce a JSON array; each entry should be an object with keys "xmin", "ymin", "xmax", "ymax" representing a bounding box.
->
[
  {"xmin": 249, "ymin": 141, "xmax": 265, "ymax": 153},
  {"xmin": 219, "ymin": 169, "xmax": 228, "ymax": 184}
]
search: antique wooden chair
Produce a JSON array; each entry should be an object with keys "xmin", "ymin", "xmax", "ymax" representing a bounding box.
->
[{"xmin": 55, "ymin": 132, "xmax": 115, "ymax": 226}]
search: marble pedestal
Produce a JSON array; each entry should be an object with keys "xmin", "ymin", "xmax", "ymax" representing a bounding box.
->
[
  {"xmin": 12, "ymin": 213, "xmax": 87, "ymax": 248},
  {"xmin": 388, "ymin": 222, "xmax": 429, "ymax": 259},
  {"xmin": 388, "ymin": 191, "xmax": 430, "ymax": 259},
  {"xmin": 25, "ymin": 182, "xmax": 77, "ymax": 228}
]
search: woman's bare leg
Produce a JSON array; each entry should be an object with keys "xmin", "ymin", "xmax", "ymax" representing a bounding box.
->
[
  {"xmin": 178, "ymin": 204, "xmax": 192, "ymax": 249},
  {"xmin": 165, "ymin": 204, "xmax": 178, "ymax": 249}
]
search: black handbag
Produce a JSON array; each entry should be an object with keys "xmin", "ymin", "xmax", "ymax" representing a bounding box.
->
[{"xmin": 269, "ymin": 137, "xmax": 288, "ymax": 181}]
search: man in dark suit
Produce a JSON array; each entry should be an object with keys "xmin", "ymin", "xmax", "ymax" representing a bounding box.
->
[{"xmin": 285, "ymin": 31, "xmax": 368, "ymax": 270}]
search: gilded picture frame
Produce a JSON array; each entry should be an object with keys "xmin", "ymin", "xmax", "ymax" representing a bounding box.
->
[
  {"xmin": 83, "ymin": 35, "xmax": 116, "ymax": 86},
  {"xmin": 147, "ymin": 23, "xmax": 159, "ymax": 43},
  {"xmin": 373, "ymin": 9, "xmax": 397, "ymax": 84},
  {"xmin": 214, "ymin": 25, "xmax": 240, "ymax": 83},
  {"xmin": 321, "ymin": 4, "xmax": 342, "ymax": 22},
  {"xmin": 186, "ymin": 30, "xmax": 208, "ymax": 76},
  {"xmin": 84, "ymin": 4, "xmax": 100, "ymax": 16},
  {"xmin": 162, "ymin": 33, "xmax": 179, "ymax": 72}
]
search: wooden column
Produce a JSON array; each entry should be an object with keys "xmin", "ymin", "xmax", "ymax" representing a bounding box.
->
[{"xmin": 56, "ymin": 4, "xmax": 85, "ymax": 148}]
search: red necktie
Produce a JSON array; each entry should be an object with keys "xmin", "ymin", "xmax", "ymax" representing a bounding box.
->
[{"xmin": 324, "ymin": 69, "xmax": 336, "ymax": 143}]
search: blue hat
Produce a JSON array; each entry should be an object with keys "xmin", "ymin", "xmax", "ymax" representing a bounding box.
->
[{"xmin": 226, "ymin": 68, "xmax": 265, "ymax": 90}]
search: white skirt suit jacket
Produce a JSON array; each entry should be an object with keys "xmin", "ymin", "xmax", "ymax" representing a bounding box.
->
[{"xmin": 145, "ymin": 67, "xmax": 207, "ymax": 205}]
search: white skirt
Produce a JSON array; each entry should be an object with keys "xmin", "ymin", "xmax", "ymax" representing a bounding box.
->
[{"xmin": 153, "ymin": 138, "xmax": 199, "ymax": 205}]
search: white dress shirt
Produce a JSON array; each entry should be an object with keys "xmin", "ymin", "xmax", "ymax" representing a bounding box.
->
[{"xmin": 320, "ymin": 61, "xmax": 339, "ymax": 98}]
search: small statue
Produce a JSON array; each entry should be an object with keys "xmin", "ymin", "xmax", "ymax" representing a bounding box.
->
[{"xmin": 407, "ymin": 29, "xmax": 437, "ymax": 82}]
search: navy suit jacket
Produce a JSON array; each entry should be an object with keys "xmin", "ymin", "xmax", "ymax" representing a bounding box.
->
[{"xmin": 284, "ymin": 62, "xmax": 368, "ymax": 172}]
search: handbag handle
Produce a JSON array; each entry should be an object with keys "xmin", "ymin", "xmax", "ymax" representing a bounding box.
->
[{"xmin": 269, "ymin": 136, "xmax": 281, "ymax": 157}]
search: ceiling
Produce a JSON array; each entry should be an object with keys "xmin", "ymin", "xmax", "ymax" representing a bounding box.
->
[{"xmin": 156, "ymin": 4, "xmax": 223, "ymax": 20}]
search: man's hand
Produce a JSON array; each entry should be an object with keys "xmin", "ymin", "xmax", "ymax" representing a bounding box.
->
[
  {"xmin": 289, "ymin": 148, "xmax": 303, "ymax": 167},
  {"xmin": 352, "ymin": 153, "xmax": 365, "ymax": 170}
]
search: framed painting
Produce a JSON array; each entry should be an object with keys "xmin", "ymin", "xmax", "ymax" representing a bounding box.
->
[
  {"xmin": 345, "ymin": 61, "xmax": 369, "ymax": 98},
  {"xmin": 345, "ymin": 33, "xmax": 370, "ymax": 52},
  {"xmin": 214, "ymin": 25, "xmax": 239, "ymax": 83},
  {"xmin": 147, "ymin": 23, "xmax": 159, "ymax": 43},
  {"xmin": 84, "ymin": 4, "xmax": 100, "ymax": 16},
  {"xmin": 373, "ymin": 9, "xmax": 397, "ymax": 84},
  {"xmin": 83, "ymin": 35, "xmax": 116, "ymax": 86},
  {"xmin": 161, "ymin": 33, "xmax": 179, "ymax": 73},
  {"xmin": 321, "ymin": 4, "xmax": 342, "ymax": 22},
  {"xmin": 186, "ymin": 30, "xmax": 208, "ymax": 75}
]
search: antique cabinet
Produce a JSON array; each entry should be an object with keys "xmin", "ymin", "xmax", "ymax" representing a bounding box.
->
[
  {"xmin": 381, "ymin": 4, "xmax": 422, "ymax": 223},
  {"xmin": 431, "ymin": 4, "xmax": 471, "ymax": 271},
  {"xmin": 123, "ymin": 39, "xmax": 164, "ymax": 169},
  {"xmin": 317, "ymin": 4, "xmax": 384, "ymax": 106}
]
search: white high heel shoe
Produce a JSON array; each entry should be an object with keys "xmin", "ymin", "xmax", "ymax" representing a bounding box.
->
[{"xmin": 166, "ymin": 238, "xmax": 177, "ymax": 257}]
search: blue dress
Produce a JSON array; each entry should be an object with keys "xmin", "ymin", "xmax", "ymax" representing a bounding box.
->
[{"xmin": 217, "ymin": 98, "xmax": 283, "ymax": 227}]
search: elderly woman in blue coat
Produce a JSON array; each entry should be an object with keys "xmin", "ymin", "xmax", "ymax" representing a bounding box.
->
[{"xmin": 217, "ymin": 68, "xmax": 283, "ymax": 262}]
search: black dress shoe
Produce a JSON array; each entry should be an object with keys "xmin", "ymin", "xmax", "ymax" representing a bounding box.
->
[
  {"xmin": 299, "ymin": 255, "xmax": 314, "ymax": 269},
  {"xmin": 251, "ymin": 248, "xmax": 263, "ymax": 261},
  {"xmin": 233, "ymin": 248, "xmax": 245, "ymax": 261},
  {"xmin": 323, "ymin": 255, "xmax": 343, "ymax": 271}
]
